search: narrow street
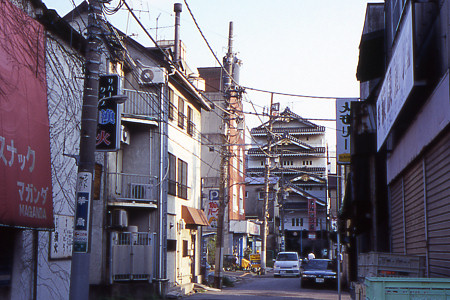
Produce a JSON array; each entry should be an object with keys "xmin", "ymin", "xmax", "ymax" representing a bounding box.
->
[{"xmin": 183, "ymin": 270, "xmax": 351, "ymax": 300}]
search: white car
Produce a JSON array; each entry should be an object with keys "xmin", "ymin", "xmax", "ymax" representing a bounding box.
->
[{"xmin": 273, "ymin": 252, "xmax": 300, "ymax": 277}]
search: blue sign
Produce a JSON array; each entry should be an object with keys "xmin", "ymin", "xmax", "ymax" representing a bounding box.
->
[{"xmin": 209, "ymin": 189, "xmax": 219, "ymax": 200}]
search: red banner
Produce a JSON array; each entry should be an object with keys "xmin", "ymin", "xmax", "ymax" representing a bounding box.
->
[
  {"xmin": 308, "ymin": 199, "xmax": 316, "ymax": 240},
  {"xmin": 0, "ymin": 1, "xmax": 53, "ymax": 229}
]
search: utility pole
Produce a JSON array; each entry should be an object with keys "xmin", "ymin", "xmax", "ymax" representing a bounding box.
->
[
  {"xmin": 214, "ymin": 21, "xmax": 234, "ymax": 289},
  {"xmin": 261, "ymin": 93, "xmax": 274, "ymax": 275},
  {"xmin": 69, "ymin": 0, "xmax": 102, "ymax": 299}
]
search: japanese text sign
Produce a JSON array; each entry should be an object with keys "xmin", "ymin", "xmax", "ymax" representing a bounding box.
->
[
  {"xmin": 96, "ymin": 75, "xmax": 121, "ymax": 151},
  {"xmin": 73, "ymin": 172, "xmax": 92, "ymax": 253},
  {"xmin": 336, "ymin": 98, "xmax": 357, "ymax": 164},
  {"xmin": 0, "ymin": 1, "xmax": 53, "ymax": 229},
  {"xmin": 308, "ymin": 199, "xmax": 316, "ymax": 240}
]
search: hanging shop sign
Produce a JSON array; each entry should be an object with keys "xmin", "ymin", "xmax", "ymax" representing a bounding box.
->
[
  {"xmin": 336, "ymin": 98, "xmax": 357, "ymax": 164},
  {"xmin": 377, "ymin": 1, "xmax": 414, "ymax": 150},
  {"xmin": 73, "ymin": 172, "xmax": 92, "ymax": 253},
  {"xmin": 96, "ymin": 75, "xmax": 121, "ymax": 151},
  {"xmin": 0, "ymin": 0, "xmax": 53, "ymax": 229},
  {"xmin": 308, "ymin": 199, "xmax": 316, "ymax": 240}
]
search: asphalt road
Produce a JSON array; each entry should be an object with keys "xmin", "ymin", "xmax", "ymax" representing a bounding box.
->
[{"xmin": 183, "ymin": 271, "xmax": 352, "ymax": 300}]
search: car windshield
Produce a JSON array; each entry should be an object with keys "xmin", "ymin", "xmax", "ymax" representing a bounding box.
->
[
  {"xmin": 276, "ymin": 253, "xmax": 298, "ymax": 261},
  {"xmin": 303, "ymin": 260, "xmax": 335, "ymax": 271}
]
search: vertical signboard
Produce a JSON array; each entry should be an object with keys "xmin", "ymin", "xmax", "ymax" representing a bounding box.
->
[
  {"xmin": 336, "ymin": 98, "xmax": 357, "ymax": 164},
  {"xmin": 206, "ymin": 190, "xmax": 220, "ymax": 228},
  {"xmin": 73, "ymin": 172, "xmax": 92, "ymax": 253},
  {"xmin": 50, "ymin": 215, "xmax": 74, "ymax": 259},
  {"xmin": 0, "ymin": 1, "xmax": 53, "ymax": 229},
  {"xmin": 377, "ymin": 1, "xmax": 414, "ymax": 150},
  {"xmin": 308, "ymin": 199, "xmax": 316, "ymax": 240},
  {"xmin": 96, "ymin": 75, "xmax": 120, "ymax": 151}
]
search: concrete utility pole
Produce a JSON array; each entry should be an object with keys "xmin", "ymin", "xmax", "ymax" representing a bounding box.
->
[
  {"xmin": 69, "ymin": 1, "xmax": 102, "ymax": 299},
  {"xmin": 261, "ymin": 93, "xmax": 274, "ymax": 275},
  {"xmin": 214, "ymin": 21, "xmax": 234, "ymax": 289}
]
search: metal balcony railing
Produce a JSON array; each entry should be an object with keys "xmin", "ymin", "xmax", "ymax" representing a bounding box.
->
[
  {"xmin": 123, "ymin": 89, "xmax": 160, "ymax": 119},
  {"xmin": 108, "ymin": 172, "xmax": 158, "ymax": 203}
]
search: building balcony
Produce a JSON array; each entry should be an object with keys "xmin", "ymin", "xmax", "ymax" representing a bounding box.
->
[
  {"xmin": 122, "ymin": 89, "xmax": 160, "ymax": 120},
  {"xmin": 107, "ymin": 172, "xmax": 158, "ymax": 207},
  {"xmin": 247, "ymin": 147, "xmax": 326, "ymax": 157},
  {"xmin": 246, "ymin": 166, "xmax": 326, "ymax": 176},
  {"xmin": 251, "ymin": 126, "xmax": 325, "ymax": 136}
]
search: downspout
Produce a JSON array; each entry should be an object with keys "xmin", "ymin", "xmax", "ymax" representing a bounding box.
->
[{"xmin": 158, "ymin": 82, "xmax": 169, "ymax": 296}]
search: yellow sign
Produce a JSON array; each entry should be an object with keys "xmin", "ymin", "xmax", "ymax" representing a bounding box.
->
[{"xmin": 338, "ymin": 153, "xmax": 351, "ymax": 163}]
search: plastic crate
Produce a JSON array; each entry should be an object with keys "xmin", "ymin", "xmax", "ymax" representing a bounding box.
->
[
  {"xmin": 358, "ymin": 252, "xmax": 425, "ymax": 279},
  {"xmin": 365, "ymin": 277, "xmax": 450, "ymax": 300}
]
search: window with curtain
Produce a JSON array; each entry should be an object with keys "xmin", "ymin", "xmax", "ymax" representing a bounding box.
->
[
  {"xmin": 177, "ymin": 158, "xmax": 188, "ymax": 199},
  {"xmin": 168, "ymin": 153, "xmax": 177, "ymax": 196}
]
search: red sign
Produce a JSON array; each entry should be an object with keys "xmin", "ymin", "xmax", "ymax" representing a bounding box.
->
[
  {"xmin": 308, "ymin": 199, "xmax": 316, "ymax": 240},
  {"xmin": 0, "ymin": 1, "xmax": 53, "ymax": 229}
]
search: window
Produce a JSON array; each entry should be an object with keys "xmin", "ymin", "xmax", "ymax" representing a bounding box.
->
[
  {"xmin": 169, "ymin": 154, "xmax": 189, "ymax": 199},
  {"xmin": 209, "ymin": 146, "xmax": 214, "ymax": 152},
  {"xmin": 168, "ymin": 89, "xmax": 175, "ymax": 121},
  {"xmin": 183, "ymin": 240, "xmax": 189, "ymax": 257},
  {"xmin": 178, "ymin": 158, "xmax": 188, "ymax": 199},
  {"xmin": 245, "ymin": 191, "xmax": 248, "ymax": 198},
  {"xmin": 178, "ymin": 97, "xmax": 185, "ymax": 129},
  {"xmin": 168, "ymin": 153, "xmax": 177, "ymax": 196},
  {"xmin": 187, "ymin": 106, "xmax": 194, "ymax": 136},
  {"xmin": 258, "ymin": 191, "xmax": 274, "ymax": 200},
  {"xmin": 391, "ymin": 0, "xmax": 407, "ymax": 35},
  {"xmin": 292, "ymin": 218, "xmax": 295, "ymax": 227},
  {"xmin": 283, "ymin": 160, "xmax": 293, "ymax": 166}
]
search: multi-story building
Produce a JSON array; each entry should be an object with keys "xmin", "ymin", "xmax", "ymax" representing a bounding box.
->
[
  {"xmin": 247, "ymin": 107, "xmax": 329, "ymax": 258},
  {"xmin": 199, "ymin": 51, "xmax": 256, "ymax": 266},
  {"xmin": 347, "ymin": 0, "xmax": 450, "ymax": 281},
  {"xmin": 0, "ymin": 1, "xmax": 86, "ymax": 299},
  {"xmin": 0, "ymin": 1, "xmax": 212, "ymax": 298}
]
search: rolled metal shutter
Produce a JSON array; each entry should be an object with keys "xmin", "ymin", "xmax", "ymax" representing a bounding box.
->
[
  {"xmin": 390, "ymin": 177, "xmax": 405, "ymax": 254},
  {"xmin": 424, "ymin": 131, "xmax": 450, "ymax": 277},
  {"xmin": 389, "ymin": 159, "xmax": 426, "ymax": 257},
  {"xmin": 403, "ymin": 161, "xmax": 426, "ymax": 256}
]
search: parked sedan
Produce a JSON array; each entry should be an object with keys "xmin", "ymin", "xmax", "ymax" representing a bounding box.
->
[
  {"xmin": 300, "ymin": 259, "xmax": 338, "ymax": 289},
  {"xmin": 273, "ymin": 252, "xmax": 300, "ymax": 277}
]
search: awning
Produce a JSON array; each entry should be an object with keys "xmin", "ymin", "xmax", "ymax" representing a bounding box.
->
[{"xmin": 182, "ymin": 206, "xmax": 209, "ymax": 226}]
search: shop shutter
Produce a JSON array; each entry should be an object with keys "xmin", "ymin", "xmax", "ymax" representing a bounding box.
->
[
  {"xmin": 403, "ymin": 161, "xmax": 426, "ymax": 256},
  {"xmin": 425, "ymin": 131, "xmax": 450, "ymax": 277},
  {"xmin": 389, "ymin": 159, "xmax": 426, "ymax": 257},
  {"xmin": 390, "ymin": 178, "xmax": 405, "ymax": 253}
]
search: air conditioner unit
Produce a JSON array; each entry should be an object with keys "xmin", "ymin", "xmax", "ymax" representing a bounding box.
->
[
  {"xmin": 129, "ymin": 183, "xmax": 153, "ymax": 200},
  {"xmin": 138, "ymin": 67, "xmax": 165, "ymax": 85},
  {"xmin": 111, "ymin": 209, "xmax": 128, "ymax": 228},
  {"xmin": 121, "ymin": 125, "xmax": 130, "ymax": 145}
]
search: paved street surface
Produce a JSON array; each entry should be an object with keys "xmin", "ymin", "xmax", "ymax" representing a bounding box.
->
[{"xmin": 183, "ymin": 270, "xmax": 352, "ymax": 300}]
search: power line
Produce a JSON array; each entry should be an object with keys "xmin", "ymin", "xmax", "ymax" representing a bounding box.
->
[{"xmin": 244, "ymin": 86, "xmax": 359, "ymax": 100}]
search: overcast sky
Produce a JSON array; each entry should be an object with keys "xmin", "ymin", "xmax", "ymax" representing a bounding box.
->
[{"xmin": 43, "ymin": 0, "xmax": 384, "ymax": 150}]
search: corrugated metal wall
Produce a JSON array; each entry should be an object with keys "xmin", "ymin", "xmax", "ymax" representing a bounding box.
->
[
  {"xmin": 403, "ymin": 162, "xmax": 426, "ymax": 256},
  {"xmin": 425, "ymin": 131, "xmax": 450, "ymax": 277},
  {"xmin": 389, "ymin": 130, "xmax": 450, "ymax": 277},
  {"xmin": 390, "ymin": 178, "xmax": 405, "ymax": 253}
]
